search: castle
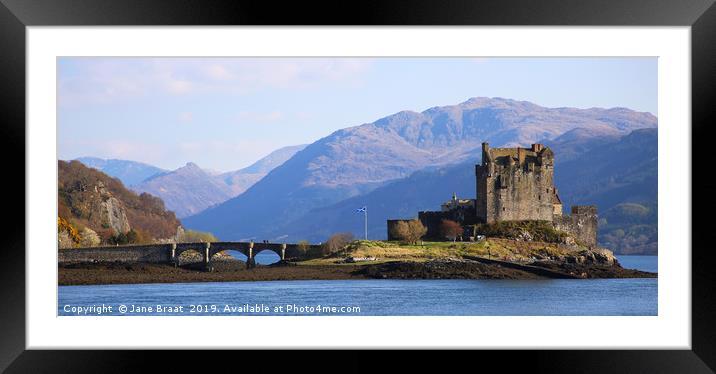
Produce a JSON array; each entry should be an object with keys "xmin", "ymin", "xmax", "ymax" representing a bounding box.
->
[{"xmin": 387, "ymin": 142, "xmax": 598, "ymax": 247}]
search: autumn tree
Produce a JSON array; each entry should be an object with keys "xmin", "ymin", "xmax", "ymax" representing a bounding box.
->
[
  {"xmin": 297, "ymin": 240, "xmax": 310, "ymax": 254},
  {"xmin": 58, "ymin": 217, "xmax": 80, "ymax": 249},
  {"xmin": 79, "ymin": 227, "xmax": 101, "ymax": 247},
  {"xmin": 322, "ymin": 232, "xmax": 354, "ymax": 255},
  {"xmin": 391, "ymin": 219, "xmax": 427, "ymax": 245},
  {"xmin": 440, "ymin": 219, "xmax": 463, "ymax": 242},
  {"xmin": 179, "ymin": 229, "xmax": 218, "ymax": 243}
]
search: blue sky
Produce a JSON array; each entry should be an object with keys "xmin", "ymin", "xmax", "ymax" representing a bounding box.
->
[{"xmin": 58, "ymin": 57, "xmax": 657, "ymax": 172}]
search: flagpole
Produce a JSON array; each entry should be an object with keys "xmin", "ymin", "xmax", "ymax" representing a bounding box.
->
[{"xmin": 364, "ymin": 206, "xmax": 368, "ymax": 240}]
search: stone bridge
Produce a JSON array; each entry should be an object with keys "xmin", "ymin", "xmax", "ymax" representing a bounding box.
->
[{"xmin": 58, "ymin": 241, "xmax": 322, "ymax": 270}]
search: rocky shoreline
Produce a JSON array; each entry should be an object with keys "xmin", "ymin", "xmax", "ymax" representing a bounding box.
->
[{"xmin": 58, "ymin": 257, "xmax": 656, "ymax": 286}]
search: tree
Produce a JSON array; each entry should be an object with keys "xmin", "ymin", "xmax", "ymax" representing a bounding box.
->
[
  {"xmin": 405, "ymin": 219, "xmax": 427, "ymax": 244},
  {"xmin": 440, "ymin": 219, "xmax": 463, "ymax": 242},
  {"xmin": 58, "ymin": 231, "xmax": 75, "ymax": 249},
  {"xmin": 126, "ymin": 229, "xmax": 148, "ymax": 244},
  {"xmin": 106, "ymin": 229, "xmax": 146, "ymax": 245},
  {"xmin": 389, "ymin": 221, "xmax": 409, "ymax": 242},
  {"xmin": 179, "ymin": 229, "xmax": 218, "ymax": 243},
  {"xmin": 391, "ymin": 219, "xmax": 427, "ymax": 245},
  {"xmin": 79, "ymin": 227, "xmax": 101, "ymax": 247},
  {"xmin": 108, "ymin": 232, "xmax": 129, "ymax": 245},
  {"xmin": 322, "ymin": 232, "xmax": 354, "ymax": 255},
  {"xmin": 57, "ymin": 217, "xmax": 80, "ymax": 246},
  {"xmin": 297, "ymin": 240, "xmax": 310, "ymax": 254}
]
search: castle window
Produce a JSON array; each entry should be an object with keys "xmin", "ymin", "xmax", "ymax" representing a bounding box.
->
[
  {"xmin": 538, "ymin": 195, "xmax": 541, "ymax": 200},
  {"xmin": 502, "ymin": 207, "xmax": 506, "ymax": 212}
]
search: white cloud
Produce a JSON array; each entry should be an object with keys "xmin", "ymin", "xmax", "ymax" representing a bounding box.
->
[
  {"xmin": 204, "ymin": 64, "xmax": 236, "ymax": 80},
  {"xmin": 166, "ymin": 79, "xmax": 192, "ymax": 94},
  {"xmin": 58, "ymin": 57, "xmax": 375, "ymax": 106}
]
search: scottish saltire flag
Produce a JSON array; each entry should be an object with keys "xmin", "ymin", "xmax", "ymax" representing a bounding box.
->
[{"xmin": 355, "ymin": 206, "xmax": 366, "ymax": 213}]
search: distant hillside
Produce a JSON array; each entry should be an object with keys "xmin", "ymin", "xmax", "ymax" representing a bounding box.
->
[
  {"xmin": 132, "ymin": 162, "xmax": 234, "ymax": 218},
  {"xmin": 79, "ymin": 145, "xmax": 306, "ymax": 218},
  {"xmin": 551, "ymin": 128, "xmax": 658, "ymax": 255},
  {"xmin": 58, "ymin": 160, "xmax": 181, "ymax": 246},
  {"xmin": 131, "ymin": 144, "xmax": 306, "ymax": 217},
  {"xmin": 270, "ymin": 162, "xmax": 476, "ymax": 242},
  {"xmin": 261, "ymin": 128, "xmax": 657, "ymax": 255},
  {"xmin": 552, "ymin": 128, "xmax": 657, "ymax": 210},
  {"xmin": 599, "ymin": 202, "xmax": 657, "ymax": 255},
  {"xmin": 183, "ymin": 97, "xmax": 657, "ymax": 241},
  {"xmin": 75, "ymin": 157, "xmax": 167, "ymax": 186},
  {"xmin": 217, "ymin": 144, "xmax": 307, "ymax": 196}
]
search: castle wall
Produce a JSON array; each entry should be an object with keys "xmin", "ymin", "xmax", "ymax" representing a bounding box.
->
[
  {"xmin": 553, "ymin": 206, "xmax": 598, "ymax": 247},
  {"xmin": 417, "ymin": 211, "xmax": 452, "ymax": 239}
]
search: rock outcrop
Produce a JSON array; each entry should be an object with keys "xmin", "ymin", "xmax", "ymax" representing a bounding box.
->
[{"xmin": 98, "ymin": 194, "xmax": 131, "ymax": 235}]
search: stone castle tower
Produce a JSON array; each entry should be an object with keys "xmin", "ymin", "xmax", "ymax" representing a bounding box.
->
[
  {"xmin": 388, "ymin": 141, "xmax": 598, "ymax": 247},
  {"xmin": 475, "ymin": 143, "xmax": 563, "ymax": 224}
]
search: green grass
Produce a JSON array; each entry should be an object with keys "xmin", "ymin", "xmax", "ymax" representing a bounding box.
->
[{"xmin": 294, "ymin": 238, "xmax": 586, "ymax": 265}]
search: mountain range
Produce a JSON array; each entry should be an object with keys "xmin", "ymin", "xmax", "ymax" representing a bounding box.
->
[
  {"xmin": 260, "ymin": 128, "xmax": 656, "ymax": 249},
  {"xmin": 182, "ymin": 97, "xmax": 657, "ymax": 243},
  {"xmin": 75, "ymin": 144, "xmax": 306, "ymax": 218},
  {"xmin": 75, "ymin": 157, "xmax": 167, "ymax": 186}
]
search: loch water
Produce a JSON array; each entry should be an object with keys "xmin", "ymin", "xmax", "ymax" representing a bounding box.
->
[{"xmin": 58, "ymin": 255, "xmax": 657, "ymax": 316}]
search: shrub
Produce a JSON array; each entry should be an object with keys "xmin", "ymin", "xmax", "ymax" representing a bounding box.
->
[
  {"xmin": 322, "ymin": 232, "xmax": 354, "ymax": 255},
  {"xmin": 79, "ymin": 227, "xmax": 101, "ymax": 247},
  {"xmin": 57, "ymin": 217, "xmax": 80, "ymax": 247},
  {"xmin": 108, "ymin": 232, "xmax": 129, "ymax": 245},
  {"xmin": 179, "ymin": 229, "xmax": 218, "ymax": 243},
  {"xmin": 58, "ymin": 231, "xmax": 75, "ymax": 249},
  {"xmin": 126, "ymin": 229, "xmax": 141, "ymax": 244},
  {"xmin": 297, "ymin": 240, "xmax": 310, "ymax": 253}
]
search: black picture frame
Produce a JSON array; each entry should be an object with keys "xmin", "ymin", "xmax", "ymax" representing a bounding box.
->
[{"xmin": 2, "ymin": 0, "xmax": 714, "ymax": 372}]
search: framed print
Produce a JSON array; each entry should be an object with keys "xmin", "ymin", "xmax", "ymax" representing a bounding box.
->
[{"xmin": 2, "ymin": 0, "xmax": 715, "ymax": 372}]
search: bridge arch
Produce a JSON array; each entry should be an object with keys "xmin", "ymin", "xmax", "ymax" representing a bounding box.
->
[
  {"xmin": 208, "ymin": 246, "xmax": 249, "ymax": 259},
  {"xmin": 253, "ymin": 249, "xmax": 281, "ymax": 265},
  {"xmin": 209, "ymin": 249, "xmax": 248, "ymax": 263},
  {"xmin": 175, "ymin": 248, "xmax": 204, "ymax": 266}
]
